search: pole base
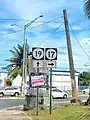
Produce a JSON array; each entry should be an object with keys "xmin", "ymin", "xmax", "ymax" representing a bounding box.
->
[
  {"xmin": 85, "ymin": 96, "xmax": 90, "ymax": 105},
  {"xmin": 70, "ymin": 98, "xmax": 82, "ymax": 104}
]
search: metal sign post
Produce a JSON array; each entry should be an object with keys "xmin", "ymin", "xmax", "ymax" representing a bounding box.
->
[
  {"xmin": 50, "ymin": 67, "xmax": 52, "ymax": 114},
  {"xmin": 36, "ymin": 86, "xmax": 39, "ymax": 115},
  {"xmin": 36, "ymin": 62, "xmax": 39, "ymax": 116}
]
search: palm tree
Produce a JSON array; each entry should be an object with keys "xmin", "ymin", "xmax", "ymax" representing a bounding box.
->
[
  {"xmin": 84, "ymin": 0, "xmax": 90, "ymax": 18},
  {"xmin": 6, "ymin": 44, "xmax": 29, "ymax": 80},
  {"xmin": 83, "ymin": 0, "xmax": 90, "ymax": 105}
]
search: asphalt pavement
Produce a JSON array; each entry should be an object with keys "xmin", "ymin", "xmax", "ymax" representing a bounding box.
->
[
  {"xmin": 0, "ymin": 98, "xmax": 25, "ymax": 110},
  {"xmin": 0, "ymin": 96, "xmax": 89, "ymax": 110}
]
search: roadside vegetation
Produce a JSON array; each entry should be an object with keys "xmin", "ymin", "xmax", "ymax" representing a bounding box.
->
[{"xmin": 25, "ymin": 106, "xmax": 90, "ymax": 120}]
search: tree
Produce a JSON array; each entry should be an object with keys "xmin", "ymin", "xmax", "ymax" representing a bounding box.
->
[
  {"xmin": 83, "ymin": 0, "xmax": 90, "ymax": 104},
  {"xmin": 6, "ymin": 79, "xmax": 12, "ymax": 86},
  {"xmin": 0, "ymin": 79, "xmax": 2, "ymax": 85},
  {"xmin": 84, "ymin": 0, "xmax": 90, "ymax": 18},
  {"xmin": 79, "ymin": 71, "xmax": 90, "ymax": 86},
  {"xmin": 6, "ymin": 44, "xmax": 29, "ymax": 80}
]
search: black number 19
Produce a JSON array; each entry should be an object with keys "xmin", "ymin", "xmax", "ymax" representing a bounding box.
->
[{"xmin": 36, "ymin": 51, "xmax": 42, "ymax": 57}]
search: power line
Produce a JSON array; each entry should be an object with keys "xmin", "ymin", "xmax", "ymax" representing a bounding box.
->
[
  {"xmin": 0, "ymin": 18, "xmax": 63, "ymax": 36},
  {"xmin": 36, "ymin": 22, "xmax": 64, "ymax": 46},
  {"xmin": 0, "ymin": 30, "xmax": 23, "ymax": 36},
  {"xmin": 69, "ymin": 24, "xmax": 90, "ymax": 59},
  {"xmin": 0, "ymin": 16, "xmax": 63, "ymax": 23},
  {"xmin": 30, "ymin": 18, "xmax": 63, "ymax": 29}
]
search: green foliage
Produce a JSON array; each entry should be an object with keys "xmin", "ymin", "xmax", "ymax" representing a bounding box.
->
[
  {"xmin": 6, "ymin": 79, "xmax": 12, "ymax": 86},
  {"xmin": 6, "ymin": 44, "xmax": 29, "ymax": 80},
  {"xmin": 79, "ymin": 71, "xmax": 90, "ymax": 86},
  {"xmin": 84, "ymin": 0, "xmax": 90, "ymax": 18},
  {"xmin": 0, "ymin": 79, "xmax": 2, "ymax": 84},
  {"xmin": 25, "ymin": 106, "xmax": 89, "ymax": 120}
]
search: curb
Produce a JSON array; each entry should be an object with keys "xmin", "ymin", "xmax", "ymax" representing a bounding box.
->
[
  {"xmin": 0, "ymin": 97, "xmax": 25, "ymax": 100},
  {"xmin": 0, "ymin": 105, "xmax": 23, "ymax": 112},
  {"xmin": 0, "ymin": 105, "xmax": 32, "ymax": 120}
]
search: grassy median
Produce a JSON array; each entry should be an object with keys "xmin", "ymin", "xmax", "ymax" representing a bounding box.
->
[{"xmin": 25, "ymin": 106, "xmax": 90, "ymax": 120}]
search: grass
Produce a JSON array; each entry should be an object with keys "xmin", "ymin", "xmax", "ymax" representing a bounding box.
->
[
  {"xmin": 25, "ymin": 106, "xmax": 90, "ymax": 120},
  {"xmin": 68, "ymin": 92, "xmax": 88, "ymax": 97}
]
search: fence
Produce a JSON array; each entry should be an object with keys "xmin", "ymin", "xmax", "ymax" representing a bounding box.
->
[{"xmin": 78, "ymin": 86, "xmax": 90, "ymax": 91}]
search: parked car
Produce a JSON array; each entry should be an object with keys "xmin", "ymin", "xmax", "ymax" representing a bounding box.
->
[
  {"xmin": 82, "ymin": 88, "xmax": 90, "ymax": 94},
  {"xmin": 52, "ymin": 88, "xmax": 68, "ymax": 99},
  {"xmin": 0, "ymin": 86, "xmax": 21, "ymax": 97}
]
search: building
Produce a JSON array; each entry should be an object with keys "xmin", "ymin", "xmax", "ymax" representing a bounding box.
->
[
  {"xmin": 11, "ymin": 70, "xmax": 79, "ymax": 91},
  {"xmin": 0, "ymin": 72, "xmax": 8, "ymax": 87},
  {"xmin": 50, "ymin": 70, "xmax": 79, "ymax": 91}
]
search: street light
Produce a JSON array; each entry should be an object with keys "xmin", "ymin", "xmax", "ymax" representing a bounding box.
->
[{"xmin": 11, "ymin": 15, "xmax": 43, "ymax": 95}]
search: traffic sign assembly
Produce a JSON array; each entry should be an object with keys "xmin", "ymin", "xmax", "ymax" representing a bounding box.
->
[
  {"xmin": 31, "ymin": 47, "xmax": 57, "ymax": 115},
  {"xmin": 32, "ymin": 47, "xmax": 57, "ymax": 61}
]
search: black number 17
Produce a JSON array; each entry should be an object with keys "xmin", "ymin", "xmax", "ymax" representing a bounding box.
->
[{"xmin": 48, "ymin": 51, "xmax": 55, "ymax": 58}]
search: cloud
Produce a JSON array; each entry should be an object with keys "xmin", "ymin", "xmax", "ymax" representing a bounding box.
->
[
  {"xmin": 0, "ymin": 0, "xmax": 89, "ymax": 72},
  {"xmin": 72, "ymin": 26, "xmax": 82, "ymax": 30}
]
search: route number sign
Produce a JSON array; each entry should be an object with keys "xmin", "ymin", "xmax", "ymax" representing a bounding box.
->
[
  {"xmin": 32, "ymin": 47, "xmax": 57, "ymax": 60},
  {"xmin": 32, "ymin": 47, "xmax": 44, "ymax": 60},
  {"xmin": 45, "ymin": 48, "xmax": 57, "ymax": 60}
]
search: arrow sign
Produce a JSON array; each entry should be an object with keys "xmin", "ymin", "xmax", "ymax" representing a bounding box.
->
[
  {"xmin": 33, "ymin": 61, "xmax": 43, "ymax": 68},
  {"xmin": 47, "ymin": 61, "xmax": 56, "ymax": 68},
  {"xmin": 48, "ymin": 63, "xmax": 54, "ymax": 66}
]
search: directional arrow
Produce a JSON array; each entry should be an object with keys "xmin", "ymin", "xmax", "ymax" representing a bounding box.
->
[
  {"xmin": 37, "ymin": 62, "xmax": 40, "ymax": 67},
  {"xmin": 48, "ymin": 63, "xmax": 54, "ymax": 66},
  {"xmin": 33, "ymin": 60, "xmax": 43, "ymax": 68},
  {"xmin": 47, "ymin": 61, "xmax": 56, "ymax": 68}
]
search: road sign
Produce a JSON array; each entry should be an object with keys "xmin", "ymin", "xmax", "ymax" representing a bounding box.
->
[
  {"xmin": 31, "ymin": 76, "xmax": 45, "ymax": 87},
  {"xmin": 32, "ymin": 47, "xmax": 44, "ymax": 60},
  {"xmin": 47, "ymin": 61, "xmax": 56, "ymax": 68},
  {"xmin": 33, "ymin": 60, "xmax": 43, "ymax": 68},
  {"xmin": 45, "ymin": 48, "xmax": 57, "ymax": 60}
]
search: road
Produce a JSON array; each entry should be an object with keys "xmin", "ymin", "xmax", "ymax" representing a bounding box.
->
[
  {"xmin": 0, "ymin": 98, "xmax": 25, "ymax": 110},
  {"xmin": 0, "ymin": 96, "xmax": 89, "ymax": 110},
  {"xmin": 53, "ymin": 96, "xmax": 89, "ymax": 103}
]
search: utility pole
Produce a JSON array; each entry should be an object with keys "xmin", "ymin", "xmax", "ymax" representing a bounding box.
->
[
  {"xmin": 24, "ymin": 38, "xmax": 28, "ymax": 94},
  {"xmin": 63, "ymin": 9, "xmax": 78, "ymax": 102}
]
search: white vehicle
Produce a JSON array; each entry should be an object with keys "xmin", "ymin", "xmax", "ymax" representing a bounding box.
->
[
  {"xmin": 52, "ymin": 88, "xmax": 68, "ymax": 99},
  {"xmin": 0, "ymin": 86, "xmax": 21, "ymax": 97}
]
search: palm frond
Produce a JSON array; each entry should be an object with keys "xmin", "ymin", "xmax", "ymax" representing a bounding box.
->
[
  {"xmin": 7, "ymin": 44, "xmax": 29, "ymax": 79},
  {"xmin": 84, "ymin": 0, "xmax": 90, "ymax": 18},
  {"xmin": 8, "ymin": 66, "xmax": 20, "ymax": 80}
]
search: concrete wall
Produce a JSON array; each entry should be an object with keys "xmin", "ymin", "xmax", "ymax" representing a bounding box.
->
[
  {"xmin": 49, "ymin": 71, "xmax": 79, "ymax": 91},
  {"xmin": 0, "ymin": 72, "xmax": 8, "ymax": 86},
  {"xmin": 10, "ymin": 70, "xmax": 79, "ymax": 91}
]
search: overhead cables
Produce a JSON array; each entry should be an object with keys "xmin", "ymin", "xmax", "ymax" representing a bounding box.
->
[
  {"xmin": 0, "ymin": 16, "xmax": 63, "ymax": 23},
  {"xmin": 69, "ymin": 24, "xmax": 90, "ymax": 59},
  {"xmin": 0, "ymin": 30, "xmax": 23, "ymax": 36},
  {"xmin": 0, "ymin": 17, "xmax": 63, "ymax": 36},
  {"xmin": 36, "ymin": 22, "xmax": 64, "ymax": 47}
]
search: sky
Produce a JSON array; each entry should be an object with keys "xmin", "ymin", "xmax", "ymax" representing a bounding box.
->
[{"xmin": 0, "ymin": 0, "xmax": 90, "ymax": 72}]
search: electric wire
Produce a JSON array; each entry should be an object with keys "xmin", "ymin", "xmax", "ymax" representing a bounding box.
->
[
  {"xmin": 30, "ymin": 17, "xmax": 63, "ymax": 29},
  {"xmin": 36, "ymin": 22, "xmax": 64, "ymax": 47},
  {"xmin": 0, "ymin": 17, "xmax": 63, "ymax": 36},
  {"xmin": 69, "ymin": 24, "xmax": 90, "ymax": 59},
  {"xmin": 0, "ymin": 30, "xmax": 23, "ymax": 35},
  {"xmin": 0, "ymin": 16, "xmax": 62, "ymax": 23}
]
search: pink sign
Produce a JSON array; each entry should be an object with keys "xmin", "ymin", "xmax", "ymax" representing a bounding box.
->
[{"xmin": 31, "ymin": 76, "xmax": 45, "ymax": 86}]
